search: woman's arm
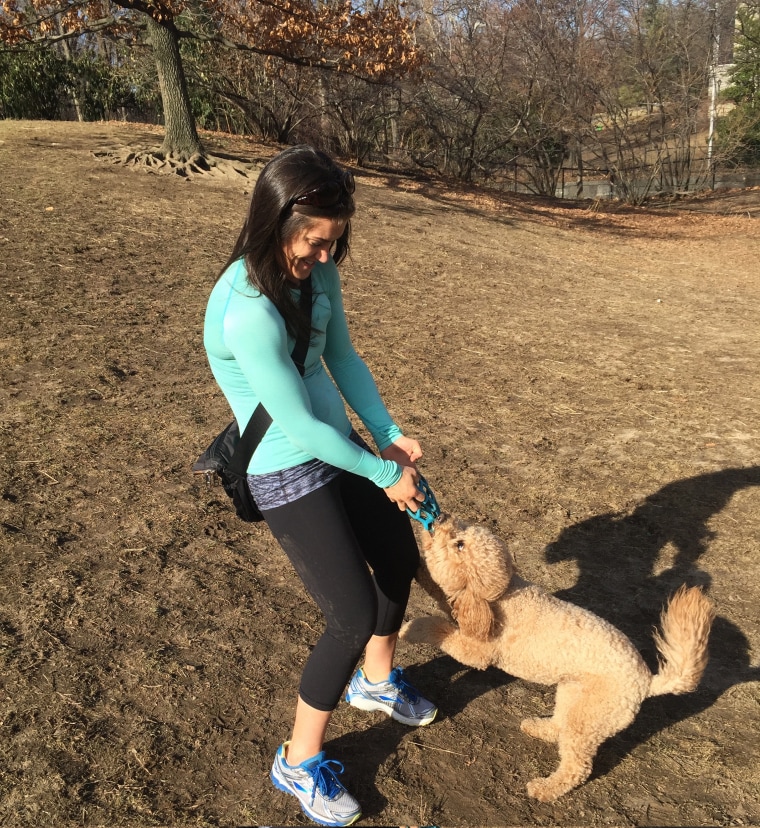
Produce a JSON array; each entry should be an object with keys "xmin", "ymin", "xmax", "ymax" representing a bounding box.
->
[
  {"xmin": 321, "ymin": 267, "xmax": 405, "ymax": 452},
  {"xmin": 319, "ymin": 267, "xmax": 425, "ymax": 510}
]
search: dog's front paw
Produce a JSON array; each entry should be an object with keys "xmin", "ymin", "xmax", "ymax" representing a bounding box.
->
[{"xmin": 400, "ymin": 616, "xmax": 454, "ymax": 646}]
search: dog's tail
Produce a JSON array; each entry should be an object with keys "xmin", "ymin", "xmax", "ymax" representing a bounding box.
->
[{"xmin": 648, "ymin": 585, "xmax": 715, "ymax": 697}]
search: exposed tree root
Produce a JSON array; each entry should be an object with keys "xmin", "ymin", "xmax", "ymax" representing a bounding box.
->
[{"xmin": 93, "ymin": 146, "xmax": 259, "ymax": 181}]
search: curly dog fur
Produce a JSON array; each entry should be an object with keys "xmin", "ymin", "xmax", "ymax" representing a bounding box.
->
[{"xmin": 401, "ymin": 514, "xmax": 715, "ymax": 802}]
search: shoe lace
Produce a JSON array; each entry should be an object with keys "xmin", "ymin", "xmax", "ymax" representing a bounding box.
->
[
  {"xmin": 308, "ymin": 757, "xmax": 347, "ymax": 803},
  {"xmin": 388, "ymin": 667, "xmax": 420, "ymax": 703}
]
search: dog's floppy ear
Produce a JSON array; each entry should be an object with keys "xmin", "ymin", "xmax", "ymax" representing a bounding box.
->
[
  {"xmin": 450, "ymin": 529, "xmax": 513, "ymax": 639},
  {"xmin": 451, "ymin": 590, "xmax": 494, "ymax": 639}
]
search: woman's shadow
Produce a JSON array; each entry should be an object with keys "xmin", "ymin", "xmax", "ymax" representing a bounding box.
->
[{"xmin": 543, "ymin": 464, "xmax": 760, "ymax": 778}]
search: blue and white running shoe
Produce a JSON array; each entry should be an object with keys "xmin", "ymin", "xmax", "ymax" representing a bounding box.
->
[
  {"xmin": 345, "ymin": 666, "xmax": 437, "ymax": 726},
  {"xmin": 270, "ymin": 742, "xmax": 361, "ymax": 827}
]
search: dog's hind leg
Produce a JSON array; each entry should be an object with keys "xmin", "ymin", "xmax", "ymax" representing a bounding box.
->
[
  {"xmin": 520, "ymin": 716, "xmax": 559, "ymax": 743},
  {"xmin": 520, "ymin": 678, "xmax": 582, "ymax": 746},
  {"xmin": 525, "ymin": 677, "xmax": 626, "ymax": 802},
  {"xmin": 526, "ymin": 733, "xmax": 597, "ymax": 802}
]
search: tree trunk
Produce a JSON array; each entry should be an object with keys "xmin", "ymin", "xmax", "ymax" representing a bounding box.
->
[
  {"xmin": 56, "ymin": 19, "xmax": 83, "ymax": 121},
  {"xmin": 145, "ymin": 14, "xmax": 204, "ymax": 159},
  {"xmin": 575, "ymin": 137, "xmax": 584, "ymax": 198}
]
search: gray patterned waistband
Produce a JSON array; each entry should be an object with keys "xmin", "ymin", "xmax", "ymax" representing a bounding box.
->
[{"xmin": 246, "ymin": 431, "xmax": 370, "ymax": 511}]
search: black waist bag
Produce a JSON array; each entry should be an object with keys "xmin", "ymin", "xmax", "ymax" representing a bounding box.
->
[
  {"xmin": 194, "ymin": 278, "xmax": 312, "ymax": 523},
  {"xmin": 193, "ymin": 416, "xmax": 265, "ymax": 522}
]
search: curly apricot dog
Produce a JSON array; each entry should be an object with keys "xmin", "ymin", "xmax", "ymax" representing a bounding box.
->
[{"xmin": 401, "ymin": 514, "xmax": 715, "ymax": 802}]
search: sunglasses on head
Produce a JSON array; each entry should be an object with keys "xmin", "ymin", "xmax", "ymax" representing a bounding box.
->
[{"xmin": 287, "ymin": 169, "xmax": 355, "ymax": 211}]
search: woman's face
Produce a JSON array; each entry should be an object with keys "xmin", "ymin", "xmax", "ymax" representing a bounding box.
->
[{"xmin": 281, "ymin": 217, "xmax": 348, "ymax": 283}]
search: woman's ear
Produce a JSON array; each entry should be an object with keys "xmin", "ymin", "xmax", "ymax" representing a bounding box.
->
[{"xmin": 451, "ymin": 590, "xmax": 494, "ymax": 639}]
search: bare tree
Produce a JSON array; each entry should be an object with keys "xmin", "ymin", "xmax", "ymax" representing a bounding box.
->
[
  {"xmin": 590, "ymin": 0, "xmax": 716, "ymax": 201},
  {"xmin": 402, "ymin": 0, "xmax": 524, "ymax": 182}
]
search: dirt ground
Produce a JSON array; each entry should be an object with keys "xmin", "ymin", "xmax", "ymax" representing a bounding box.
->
[{"xmin": 1, "ymin": 119, "xmax": 759, "ymax": 828}]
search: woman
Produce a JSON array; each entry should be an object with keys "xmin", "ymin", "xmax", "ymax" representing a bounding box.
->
[{"xmin": 203, "ymin": 145, "xmax": 436, "ymax": 827}]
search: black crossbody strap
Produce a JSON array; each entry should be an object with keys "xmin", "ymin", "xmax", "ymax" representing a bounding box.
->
[
  {"xmin": 227, "ymin": 277, "xmax": 313, "ymax": 477},
  {"xmin": 290, "ymin": 276, "xmax": 312, "ymax": 375}
]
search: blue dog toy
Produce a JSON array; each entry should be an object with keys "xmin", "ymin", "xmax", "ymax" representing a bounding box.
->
[{"xmin": 406, "ymin": 474, "xmax": 441, "ymax": 532}]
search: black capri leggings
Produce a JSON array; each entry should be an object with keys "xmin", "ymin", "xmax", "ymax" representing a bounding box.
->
[{"xmin": 261, "ymin": 470, "xmax": 420, "ymax": 712}]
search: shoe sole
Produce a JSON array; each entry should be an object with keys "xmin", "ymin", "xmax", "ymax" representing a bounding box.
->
[
  {"xmin": 346, "ymin": 694, "xmax": 438, "ymax": 727},
  {"xmin": 270, "ymin": 765, "xmax": 362, "ymax": 827}
]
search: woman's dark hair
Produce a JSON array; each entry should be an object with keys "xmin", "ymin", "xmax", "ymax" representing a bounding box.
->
[{"xmin": 221, "ymin": 145, "xmax": 356, "ymax": 340}]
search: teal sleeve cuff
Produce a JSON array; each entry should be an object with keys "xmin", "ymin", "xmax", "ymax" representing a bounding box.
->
[
  {"xmin": 372, "ymin": 422, "xmax": 404, "ymax": 453},
  {"xmin": 354, "ymin": 452, "xmax": 403, "ymax": 488}
]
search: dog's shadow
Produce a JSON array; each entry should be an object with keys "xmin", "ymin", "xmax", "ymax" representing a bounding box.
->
[{"xmin": 544, "ymin": 464, "xmax": 760, "ymax": 780}]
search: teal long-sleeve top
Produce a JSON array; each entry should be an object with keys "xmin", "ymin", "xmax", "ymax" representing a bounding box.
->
[{"xmin": 203, "ymin": 257, "xmax": 403, "ymax": 488}]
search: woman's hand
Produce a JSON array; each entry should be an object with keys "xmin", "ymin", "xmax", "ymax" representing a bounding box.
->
[
  {"xmin": 380, "ymin": 436, "xmax": 422, "ymax": 469},
  {"xmin": 383, "ymin": 465, "xmax": 424, "ymax": 512}
]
